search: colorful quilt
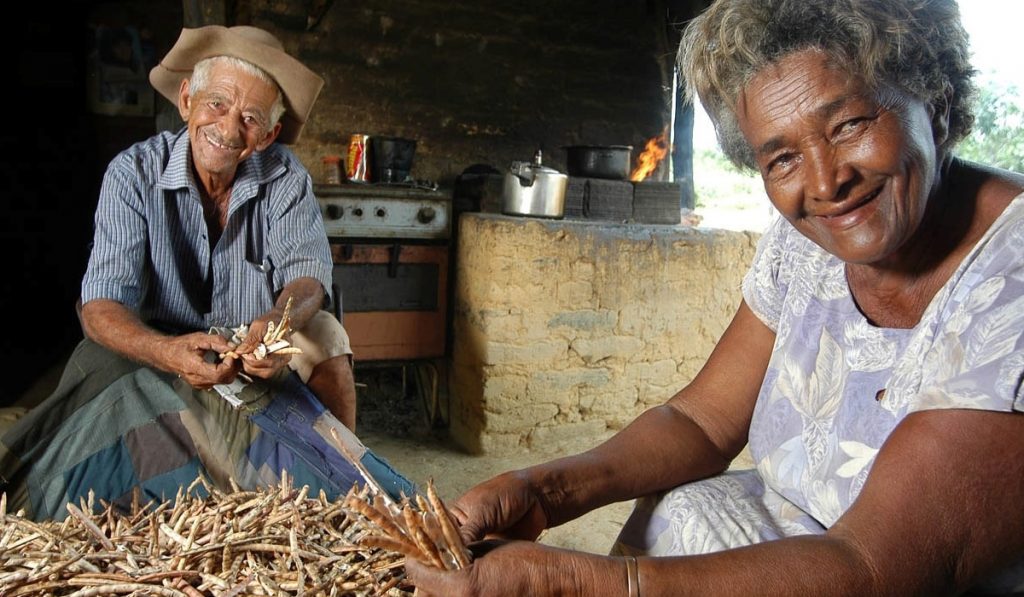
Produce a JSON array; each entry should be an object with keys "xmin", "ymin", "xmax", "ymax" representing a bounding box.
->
[{"xmin": 0, "ymin": 339, "xmax": 415, "ymax": 521}]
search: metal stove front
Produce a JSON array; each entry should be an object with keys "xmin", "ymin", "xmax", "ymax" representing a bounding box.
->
[
  {"xmin": 315, "ymin": 184, "xmax": 452, "ymax": 363},
  {"xmin": 317, "ymin": 183, "xmax": 451, "ymax": 240}
]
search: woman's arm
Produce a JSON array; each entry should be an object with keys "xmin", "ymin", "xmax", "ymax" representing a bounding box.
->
[
  {"xmin": 410, "ymin": 406, "xmax": 1024, "ymax": 596},
  {"xmin": 624, "ymin": 407, "xmax": 1024, "ymax": 596}
]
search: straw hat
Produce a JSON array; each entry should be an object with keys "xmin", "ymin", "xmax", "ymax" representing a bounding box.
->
[{"xmin": 149, "ymin": 25, "xmax": 324, "ymax": 144}]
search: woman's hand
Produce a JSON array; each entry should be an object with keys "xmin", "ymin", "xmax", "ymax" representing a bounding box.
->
[
  {"xmin": 450, "ymin": 470, "xmax": 550, "ymax": 544},
  {"xmin": 405, "ymin": 540, "xmax": 598, "ymax": 597}
]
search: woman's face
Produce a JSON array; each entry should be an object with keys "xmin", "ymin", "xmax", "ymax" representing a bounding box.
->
[{"xmin": 735, "ymin": 49, "xmax": 945, "ymax": 266}]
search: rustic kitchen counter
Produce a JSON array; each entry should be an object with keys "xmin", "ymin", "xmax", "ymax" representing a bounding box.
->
[{"xmin": 448, "ymin": 212, "xmax": 760, "ymax": 454}]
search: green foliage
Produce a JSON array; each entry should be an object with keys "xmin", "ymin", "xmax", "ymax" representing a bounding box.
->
[
  {"xmin": 693, "ymin": 148, "xmax": 763, "ymax": 210},
  {"xmin": 691, "ymin": 149, "xmax": 774, "ymax": 230},
  {"xmin": 956, "ymin": 82, "xmax": 1024, "ymax": 173}
]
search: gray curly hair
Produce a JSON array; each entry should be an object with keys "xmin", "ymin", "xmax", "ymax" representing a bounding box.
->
[{"xmin": 679, "ymin": 0, "xmax": 977, "ymax": 171}]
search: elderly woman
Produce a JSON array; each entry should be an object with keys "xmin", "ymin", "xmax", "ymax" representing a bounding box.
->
[{"xmin": 406, "ymin": 0, "xmax": 1024, "ymax": 594}]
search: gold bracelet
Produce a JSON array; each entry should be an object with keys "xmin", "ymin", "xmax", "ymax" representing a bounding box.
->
[{"xmin": 625, "ymin": 555, "xmax": 640, "ymax": 597}]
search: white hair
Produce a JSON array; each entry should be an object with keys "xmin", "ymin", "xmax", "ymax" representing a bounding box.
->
[{"xmin": 189, "ymin": 55, "xmax": 286, "ymax": 130}]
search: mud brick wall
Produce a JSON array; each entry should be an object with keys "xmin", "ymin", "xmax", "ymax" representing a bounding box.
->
[
  {"xmin": 242, "ymin": 0, "xmax": 672, "ymax": 185},
  {"xmin": 449, "ymin": 213, "xmax": 760, "ymax": 454}
]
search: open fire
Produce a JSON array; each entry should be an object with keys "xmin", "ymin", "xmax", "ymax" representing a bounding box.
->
[{"xmin": 629, "ymin": 127, "xmax": 671, "ymax": 182}]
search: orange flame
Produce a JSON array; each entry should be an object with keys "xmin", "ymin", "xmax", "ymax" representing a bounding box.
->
[{"xmin": 629, "ymin": 129, "xmax": 670, "ymax": 182}]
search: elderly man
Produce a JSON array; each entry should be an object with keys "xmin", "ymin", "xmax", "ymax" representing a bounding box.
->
[
  {"xmin": 80, "ymin": 25, "xmax": 357, "ymax": 429},
  {"xmin": 0, "ymin": 26, "xmax": 410, "ymax": 522}
]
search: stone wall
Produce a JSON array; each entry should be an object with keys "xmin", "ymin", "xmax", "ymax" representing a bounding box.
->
[
  {"xmin": 449, "ymin": 213, "xmax": 759, "ymax": 454},
  {"xmin": 243, "ymin": 0, "xmax": 674, "ymax": 186}
]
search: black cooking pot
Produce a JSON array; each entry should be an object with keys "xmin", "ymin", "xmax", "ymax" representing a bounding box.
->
[
  {"xmin": 563, "ymin": 145, "xmax": 633, "ymax": 180},
  {"xmin": 371, "ymin": 136, "xmax": 417, "ymax": 183}
]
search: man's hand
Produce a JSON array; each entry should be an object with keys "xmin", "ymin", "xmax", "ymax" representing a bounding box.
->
[
  {"xmin": 231, "ymin": 317, "xmax": 272, "ymax": 357},
  {"xmin": 159, "ymin": 331, "xmax": 239, "ymax": 389},
  {"xmin": 239, "ymin": 349, "xmax": 293, "ymax": 380},
  {"xmin": 228, "ymin": 316, "xmax": 294, "ymax": 380}
]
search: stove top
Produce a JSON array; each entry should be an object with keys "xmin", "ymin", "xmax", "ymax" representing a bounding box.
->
[{"xmin": 315, "ymin": 183, "xmax": 452, "ymax": 241}]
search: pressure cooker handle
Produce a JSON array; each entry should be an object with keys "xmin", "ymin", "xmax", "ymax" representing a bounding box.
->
[{"xmin": 510, "ymin": 161, "xmax": 536, "ymax": 187}]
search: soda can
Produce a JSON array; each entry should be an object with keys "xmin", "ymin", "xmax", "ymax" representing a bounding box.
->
[{"xmin": 346, "ymin": 134, "xmax": 371, "ymax": 182}]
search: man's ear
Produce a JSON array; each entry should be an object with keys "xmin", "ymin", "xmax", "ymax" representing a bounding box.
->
[
  {"xmin": 177, "ymin": 79, "xmax": 192, "ymax": 122},
  {"xmin": 256, "ymin": 122, "xmax": 283, "ymax": 151}
]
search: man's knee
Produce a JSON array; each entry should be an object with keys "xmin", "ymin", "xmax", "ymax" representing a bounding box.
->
[{"xmin": 289, "ymin": 310, "xmax": 354, "ymax": 382}]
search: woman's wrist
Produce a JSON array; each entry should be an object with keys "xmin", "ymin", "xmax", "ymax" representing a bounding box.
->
[{"xmin": 624, "ymin": 555, "xmax": 640, "ymax": 597}]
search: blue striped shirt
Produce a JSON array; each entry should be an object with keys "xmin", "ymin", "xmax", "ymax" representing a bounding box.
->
[{"xmin": 81, "ymin": 128, "xmax": 333, "ymax": 332}]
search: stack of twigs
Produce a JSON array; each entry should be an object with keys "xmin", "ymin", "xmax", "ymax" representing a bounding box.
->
[
  {"xmin": 0, "ymin": 465, "xmax": 471, "ymax": 596},
  {"xmin": 344, "ymin": 479, "xmax": 472, "ymax": 573},
  {"xmin": 220, "ymin": 296, "xmax": 303, "ymax": 361},
  {"xmin": 329, "ymin": 427, "xmax": 473, "ymax": 574}
]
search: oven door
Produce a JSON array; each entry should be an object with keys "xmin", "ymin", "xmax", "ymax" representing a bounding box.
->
[{"xmin": 331, "ymin": 242, "xmax": 448, "ymax": 362}]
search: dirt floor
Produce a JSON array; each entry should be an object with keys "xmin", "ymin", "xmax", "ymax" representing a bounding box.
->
[{"xmin": 353, "ymin": 364, "xmax": 636, "ymax": 555}]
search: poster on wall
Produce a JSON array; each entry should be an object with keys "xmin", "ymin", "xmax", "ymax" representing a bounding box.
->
[{"xmin": 87, "ymin": 25, "xmax": 154, "ymax": 117}]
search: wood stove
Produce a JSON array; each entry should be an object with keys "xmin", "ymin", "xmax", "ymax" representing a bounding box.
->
[
  {"xmin": 315, "ymin": 183, "xmax": 452, "ymax": 362},
  {"xmin": 453, "ymin": 171, "xmax": 687, "ymax": 225}
]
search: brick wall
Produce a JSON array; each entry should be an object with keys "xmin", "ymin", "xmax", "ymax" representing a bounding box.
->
[
  {"xmin": 245, "ymin": 0, "xmax": 673, "ymax": 185},
  {"xmin": 449, "ymin": 213, "xmax": 759, "ymax": 454}
]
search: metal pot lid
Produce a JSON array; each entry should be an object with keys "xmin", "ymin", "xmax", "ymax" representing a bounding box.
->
[
  {"xmin": 511, "ymin": 161, "xmax": 561, "ymax": 174},
  {"xmin": 510, "ymin": 150, "xmax": 564, "ymax": 176}
]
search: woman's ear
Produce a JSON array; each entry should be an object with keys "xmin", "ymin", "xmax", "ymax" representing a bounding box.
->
[{"xmin": 931, "ymin": 86, "xmax": 952, "ymax": 146}]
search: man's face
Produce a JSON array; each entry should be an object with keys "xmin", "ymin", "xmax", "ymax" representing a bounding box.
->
[{"xmin": 179, "ymin": 60, "xmax": 282, "ymax": 180}]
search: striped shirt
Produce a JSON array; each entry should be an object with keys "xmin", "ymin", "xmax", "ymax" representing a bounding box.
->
[{"xmin": 81, "ymin": 128, "xmax": 333, "ymax": 332}]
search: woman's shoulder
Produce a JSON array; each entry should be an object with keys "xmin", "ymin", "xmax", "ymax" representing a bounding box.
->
[
  {"xmin": 742, "ymin": 213, "xmax": 844, "ymax": 328},
  {"xmin": 756, "ymin": 213, "xmax": 839, "ymax": 277},
  {"xmin": 955, "ymin": 159, "xmax": 1024, "ymax": 227}
]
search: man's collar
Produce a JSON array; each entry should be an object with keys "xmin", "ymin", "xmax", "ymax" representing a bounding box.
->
[
  {"xmin": 157, "ymin": 128, "xmax": 193, "ymax": 190},
  {"xmin": 157, "ymin": 128, "xmax": 287, "ymax": 196}
]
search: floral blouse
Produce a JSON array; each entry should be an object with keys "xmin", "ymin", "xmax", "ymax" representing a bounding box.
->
[
  {"xmin": 744, "ymin": 192, "xmax": 1024, "ymax": 527},
  {"xmin": 615, "ymin": 193, "xmax": 1024, "ymax": 591}
]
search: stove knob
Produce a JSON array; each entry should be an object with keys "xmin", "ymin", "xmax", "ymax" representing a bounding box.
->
[
  {"xmin": 352, "ymin": 207, "xmax": 364, "ymax": 218},
  {"xmin": 326, "ymin": 204, "xmax": 343, "ymax": 220},
  {"xmin": 375, "ymin": 207, "xmax": 387, "ymax": 218},
  {"xmin": 417, "ymin": 206, "xmax": 436, "ymax": 224}
]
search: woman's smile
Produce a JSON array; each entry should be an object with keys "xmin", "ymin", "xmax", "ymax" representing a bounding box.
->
[{"xmin": 814, "ymin": 186, "xmax": 883, "ymax": 231}]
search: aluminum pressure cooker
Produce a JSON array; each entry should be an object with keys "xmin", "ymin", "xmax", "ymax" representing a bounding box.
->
[{"xmin": 502, "ymin": 150, "xmax": 568, "ymax": 219}]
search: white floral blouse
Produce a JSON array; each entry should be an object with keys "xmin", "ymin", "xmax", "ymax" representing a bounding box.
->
[{"xmin": 613, "ymin": 193, "xmax": 1024, "ymax": 593}]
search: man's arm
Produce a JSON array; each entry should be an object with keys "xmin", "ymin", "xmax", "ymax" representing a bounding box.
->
[
  {"xmin": 80, "ymin": 298, "xmax": 237, "ymax": 388},
  {"xmin": 233, "ymin": 163, "xmax": 336, "ymax": 380}
]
